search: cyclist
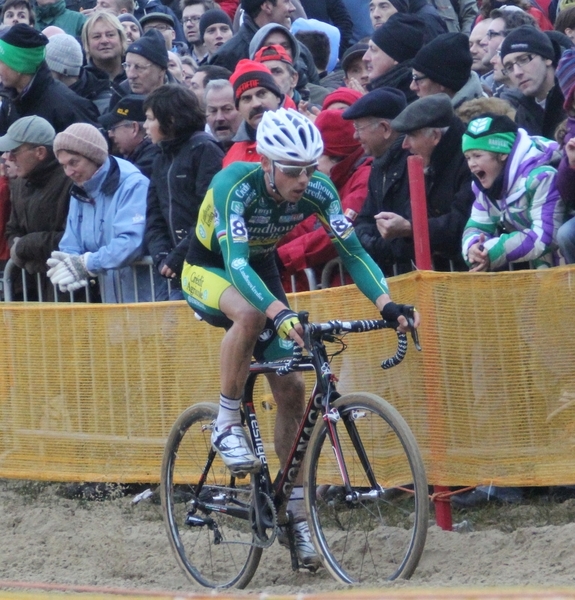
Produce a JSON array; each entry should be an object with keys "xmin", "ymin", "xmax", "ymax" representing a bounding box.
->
[{"xmin": 181, "ymin": 108, "xmax": 419, "ymax": 570}]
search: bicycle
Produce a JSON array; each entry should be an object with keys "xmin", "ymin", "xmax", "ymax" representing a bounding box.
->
[{"xmin": 160, "ymin": 309, "xmax": 429, "ymax": 589}]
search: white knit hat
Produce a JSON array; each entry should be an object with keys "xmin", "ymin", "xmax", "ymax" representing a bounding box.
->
[{"xmin": 46, "ymin": 33, "xmax": 83, "ymax": 77}]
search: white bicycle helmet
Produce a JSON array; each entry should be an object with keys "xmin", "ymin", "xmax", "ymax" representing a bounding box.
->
[{"xmin": 256, "ymin": 108, "xmax": 324, "ymax": 163}]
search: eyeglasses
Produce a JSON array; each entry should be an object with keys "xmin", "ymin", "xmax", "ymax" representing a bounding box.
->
[
  {"xmin": 353, "ymin": 121, "xmax": 379, "ymax": 133},
  {"xmin": 502, "ymin": 53, "xmax": 535, "ymax": 75},
  {"xmin": 274, "ymin": 161, "xmax": 317, "ymax": 178},
  {"xmin": 8, "ymin": 144, "xmax": 36, "ymax": 157},
  {"xmin": 411, "ymin": 74, "xmax": 428, "ymax": 84},
  {"xmin": 143, "ymin": 23, "xmax": 173, "ymax": 32},
  {"xmin": 486, "ymin": 29, "xmax": 507, "ymax": 40},
  {"xmin": 122, "ymin": 61, "xmax": 153, "ymax": 73},
  {"xmin": 108, "ymin": 121, "xmax": 133, "ymax": 133},
  {"xmin": 182, "ymin": 15, "xmax": 201, "ymax": 24}
]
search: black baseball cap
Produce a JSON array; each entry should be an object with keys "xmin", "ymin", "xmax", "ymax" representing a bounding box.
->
[{"xmin": 99, "ymin": 94, "xmax": 147, "ymax": 130}]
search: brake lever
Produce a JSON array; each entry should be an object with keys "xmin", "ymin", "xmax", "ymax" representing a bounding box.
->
[{"xmin": 405, "ymin": 306, "xmax": 422, "ymax": 352}]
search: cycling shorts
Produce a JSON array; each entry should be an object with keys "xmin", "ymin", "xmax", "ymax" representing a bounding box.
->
[{"xmin": 181, "ymin": 256, "xmax": 294, "ymax": 362}]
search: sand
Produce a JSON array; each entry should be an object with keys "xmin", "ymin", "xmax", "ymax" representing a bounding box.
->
[{"xmin": 1, "ymin": 480, "xmax": 575, "ymax": 596}]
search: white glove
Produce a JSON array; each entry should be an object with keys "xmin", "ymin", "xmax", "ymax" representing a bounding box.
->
[{"xmin": 46, "ymin": 251, "xmax": 92, "ymax": 292}]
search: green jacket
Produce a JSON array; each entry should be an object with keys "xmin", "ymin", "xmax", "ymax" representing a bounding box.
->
[{"xmin": 35, "ymin": 0, "xmax": 86, "ymax": 38}]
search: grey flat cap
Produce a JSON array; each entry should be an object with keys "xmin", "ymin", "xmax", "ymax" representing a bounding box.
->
[{"xmin": 391, "ymin": 93, "xmax": 454, "ymax": 133}]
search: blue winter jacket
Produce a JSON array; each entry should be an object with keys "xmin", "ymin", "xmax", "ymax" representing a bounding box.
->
[{"xmin": 59, "ymin": 156, "xmax": 149, "ymax": 303}]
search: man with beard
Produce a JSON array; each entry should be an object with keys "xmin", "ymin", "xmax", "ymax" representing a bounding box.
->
[
  {"xmin": 222, "ymin": 59, "xmax": 283, "ymax": 166},
  {"xmin": 204, "ymin": 79, "xmax": 243, "ymax": 152}
]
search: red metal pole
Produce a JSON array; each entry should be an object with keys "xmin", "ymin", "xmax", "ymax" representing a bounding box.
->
[{"xmin": 407, "ymin": 155, "xmax": 453, "ymax": 531}]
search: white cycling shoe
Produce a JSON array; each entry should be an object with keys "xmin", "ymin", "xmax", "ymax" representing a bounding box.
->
[
  {"xmin": 279, "ymin": 520, "xmax": 322, "ymax": 571},
  {"xmin": 211, "ymin": 424, "xmax": 260, "ymax": 476}
]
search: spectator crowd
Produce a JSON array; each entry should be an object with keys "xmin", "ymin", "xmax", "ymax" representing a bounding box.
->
[
  {"xmin": 0, "ymin": 0, "xmax": 573, "ymax": 296},
  {"xmin": 0, "ymin": 0, "xmax": 572, "ymax": 506}
]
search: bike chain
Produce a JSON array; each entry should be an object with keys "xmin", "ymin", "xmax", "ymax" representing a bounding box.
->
[{"xmin": 250, "ymin": 491, "xmax": 278, "ymax": 548}]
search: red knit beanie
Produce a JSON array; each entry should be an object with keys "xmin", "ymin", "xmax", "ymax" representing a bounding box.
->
[
  {"xmin": 321, "ymin": 87, "xmax": 363, "ymax": 111},
  {"xmin": 230, "ymin": 59, "xmax": 282, "ymax": 106},
  {"xmin": 314, "ymin": 109, "xmax": 360, "ymax": 158}
]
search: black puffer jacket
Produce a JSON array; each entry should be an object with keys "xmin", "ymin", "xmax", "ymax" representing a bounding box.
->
[
  {"xmin": 355, "ymin": 118, "xmax": 474, "ymax": 273},
  {"xmin": 0, "ymin": 61, "xmax": 98, "ymax": 134},
  {"xmin": 144, "ymin": 131, "xmax": 224, "ymax": 278}
]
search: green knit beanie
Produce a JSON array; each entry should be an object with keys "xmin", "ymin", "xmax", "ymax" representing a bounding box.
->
[
  {"xmin": 462, "ymin": 115, "xmax": 518, "ymax": 155},
  {"xmin": 0, "ymin": 24, "xmax": 48, "ymax": 74}
]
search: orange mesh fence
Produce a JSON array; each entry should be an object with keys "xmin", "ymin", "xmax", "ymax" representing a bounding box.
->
[{"xmin": 0, "ymin": 267, "xmax": 574, "ymax": 486}]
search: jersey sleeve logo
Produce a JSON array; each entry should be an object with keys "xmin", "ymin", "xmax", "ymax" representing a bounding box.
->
[
  {"xmin": 231, "ymin": 200, "xmax": 245, "ymax": 215},
  {"xmin": 329, "ymin": 214, "xmax": 353, "ymax": 239},
  {"xmin": 230, "ymin": 215, "xmax": 248, "ymax": 243}
]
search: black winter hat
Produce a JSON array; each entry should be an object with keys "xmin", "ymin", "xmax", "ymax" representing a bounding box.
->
[
  {"xmin": 411, "ymin": 32, "xmax": 472, "ymax": 92},
  {"xmin": 241, "ymin": 0, "xmax": 266, "ymax": 17},
  {"xmin": 199, "ymin": 9, "xmax": 232, "ymax": 41},
  {"xmin": 126, "ymin": 28, "xmax": 168, "ymax": 69},
  {"xmin": 500, "ymin": 25, "xmax": 555, "ymax": 62},
  {"xmin": 388, "ymin": 0, "xmax": 409, "ymax": 12},
  {"xmin": 371, "ymin": 13, "xmax": 426, "ymax": 64},
  {"xmin": 0, "ymin": 23, "xmax": 48, "ymax": 48},
  {"xmin": 342, "ymin": 86, "xmax": 407, "ymax": 120}
]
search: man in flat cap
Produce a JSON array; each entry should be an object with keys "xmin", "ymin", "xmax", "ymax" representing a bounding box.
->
[
  {"xmin": 385, "ymin": 93, "xmax": 474, "ymax": 271},
  {"xmin": 343, "ymin": 86, "xmax": 414, "ymax": 275}
]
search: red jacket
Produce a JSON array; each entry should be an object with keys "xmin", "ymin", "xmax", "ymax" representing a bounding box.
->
[{"xmin": 277, "ymin": 149, "xmax": 372, "ymax": 291}]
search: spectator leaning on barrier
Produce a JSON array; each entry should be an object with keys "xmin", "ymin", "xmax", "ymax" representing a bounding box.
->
[
  {"xmin": 99, "ymin": 94, "xmax": 159, "ymax": 178},
  {"xmin": 461, "ymin": 114, "xmax": 565, "ymax": 271},
  {"xmin": 500, "ymin": 25, "xmax": 566, "ymax": 138},
  {"xmin": 47, "ymin": 123, "xmax": 150, "ymax": 303},
  {"xmin": 1, "ymin": 116, "xmax": 71, "ymax": 288},
  {"xmin": 389, "ymin": 93, "xmax": 475, "ymax": 271},
  {"xmin": 0, "ymin": 24, "xmax": 99, "ymax": 134},
  {"xmin": 143, "ymin": 84, "xmax": 224, "ymax": 299},
  {"xmin": 410, "ymin": 32, "xmax": 485, "ymax": 109}
]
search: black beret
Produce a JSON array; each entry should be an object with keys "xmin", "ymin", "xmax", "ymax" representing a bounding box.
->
[
  {"xmin": 391, "ymin": 93, "xmax": 453, "ymax": 132},
  {"xmin": 342, "ymin": 86, "xmax": 407, "ymax": 120}
]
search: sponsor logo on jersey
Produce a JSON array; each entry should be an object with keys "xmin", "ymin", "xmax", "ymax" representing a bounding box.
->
[
  {"xmin": 234, "ymin": 182, "xmax": 250, "ymax": 199},
  {"xmin": 328, "ymin": 200, "xmax": 340, "ymax": 215},
  {"xmin": 254, "ymin": 208, "xmax": 272, "ymax": 216},
  {"xmin": 344, "ymin": 208, "xmax": 358, "ymax": 221},
  {"xmin": 279, "ymin": 213, "xmax": 304, "ymax": 223},
  {"xmin": 279, "ymin": 338, "xmax": 294, "ymax": 350},
  {"xmin": 285, "ymin": 202, "xmax": 300, "ymax": 214},
  {"xmin": 249, "ymin": 215, "xmax": 270, "ymax": 224},
  {"xmin": 231, "ymin": 257, "xmax": 247, "ymax": 270},
  {"xmin": 231, "ymin": 201, "xmax": 244, "ymax": 215},
  {"xmin": 198, "ymin": 224, "xmax": 206, "ymax": 239}
]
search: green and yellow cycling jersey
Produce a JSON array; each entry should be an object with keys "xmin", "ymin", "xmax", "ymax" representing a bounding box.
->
[{"xmin": 186, "ymin": 161, "xmax": 389, "ymax": 313}]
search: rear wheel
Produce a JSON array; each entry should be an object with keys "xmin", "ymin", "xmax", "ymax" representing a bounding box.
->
[
  {"xmin": 303, "ymin": 392, "xmax": 428, "ymax": 583},
  {"xmin": 161, "ymin": 402, "xmax": 262, "ymax": 589}
]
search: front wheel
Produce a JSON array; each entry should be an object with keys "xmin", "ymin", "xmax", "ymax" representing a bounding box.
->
[
  {"xmin": 160, "ymin": 402, "xmax": 262, "ymax": 589},
  {"xmin": 303, "ymin": 392, "xmax": 429, "ymax": 584}
]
